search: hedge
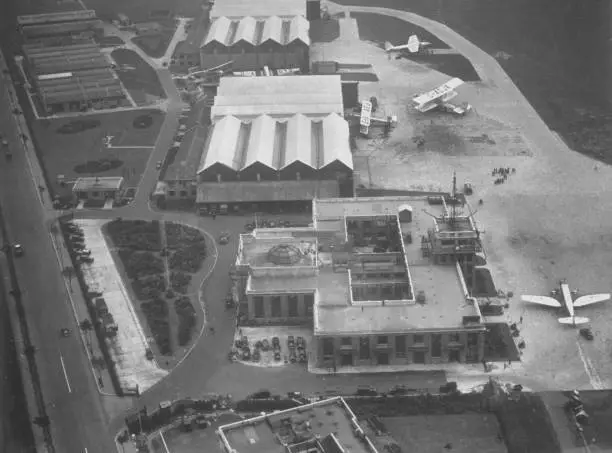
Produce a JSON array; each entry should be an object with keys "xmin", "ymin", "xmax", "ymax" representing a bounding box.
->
[
  {"xmin": 170, "ymin": 271, "xmax": 191, "ymax": 294},
  {"xmin": 141, "ymin": 298, "xmax": 172, "ymax": 355},
  {"xmin": 169, "ymin": 243, "xmax": 207, "ymax": 273},
  {"xmin": 175, "ymin": 296, "xmax": 196, "ymax": 346}
]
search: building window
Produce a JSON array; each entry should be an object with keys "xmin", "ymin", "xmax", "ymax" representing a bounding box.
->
[
  {"xmin": 217, "ymin": 174, "xmax": 222, "ymax": 182},
  {"xmin": 413, "ymin": 351, "xmax": 425, "ymax": 364},
  {"xmin": 304, "ymin": 294, "xmax": 314, "ymax": 315},
  {"xmin": 180, "ymin": 190, "xmax": 187, "ymax": 197},
  {"xmin": 254, "ymin": 296, "xmax": 264, "ymax": 318},
  {"xmin": 413, "ymin": 334, "xmax": 424, "ymax": 345},
  {"xmin": 449, "ymin": 333, "xmax": 460, "ymax": 343},
  {"xmin": 323, "ymin": 338, "xmax": 334, "ymax": 356},
  {"xmin": 382, "ymin": 285, "xmax": 393, "ymax": 296},
  {"xmin": 168, "ymin": 191, "xmax": 175, "ymax": 197},
  {"xmin": 271, "ymin": 296, "xmax": 281, "ymax": 317},
  {"xmin": 359, "ymin": 337, "xmax": 370, "ymax": 360},
  {"xmin": 92, "ymin": 191, "xmax": 99, "ymax": 197},
  {"xmin": 431, "ymin": 334, "xmax": 442, "ymax": 358},
  {"xmin": 341, "ymin": 337, "xmax": 352, "ymax": 346},
  {"xmin": 377, "ymin": 336, "xmax": 388, "ymax": 345},
  {"xmin": 288, "ymin": 295, "xmax": 298, "ymax": 317},
  {"xmin": 296, "ymin": 172, "xmax": 301, "ymax": 180},
  {"xmin": 395, "ymin": 335, "xmax": 406, "ymax": 357}
]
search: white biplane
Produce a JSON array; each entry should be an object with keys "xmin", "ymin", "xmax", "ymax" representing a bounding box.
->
[{"xmin": 412, "ymin": 78, "xmax": 471, "ymax": 115}]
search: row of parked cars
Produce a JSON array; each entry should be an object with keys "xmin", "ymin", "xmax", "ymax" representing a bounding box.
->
[{"xmin": 63, "ymin": 222, "xmax": 93, "ymax": 264}]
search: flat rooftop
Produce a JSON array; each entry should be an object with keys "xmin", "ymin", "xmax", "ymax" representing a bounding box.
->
[
  {"xmin": 212, "ymin": 75, "xmax": 344, "ymax": 119},
  {"xmin": 218, "ymin": 397, "xmax": 377, "ymax": 453},
  {"xmin": 210, "ymin": 0, "xmax": 306, "ymax": 20},
  {"xmin": 73, "ymin": 176, "xmax": 123, "ymax": 191}
]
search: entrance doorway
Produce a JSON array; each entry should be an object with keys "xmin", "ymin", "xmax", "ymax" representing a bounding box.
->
[
  {"xmin": 340, "ymin": 353, "xmax": 353, "ymax": 367},
  {"xmin": 449, "ymin": 349, "xmax": 460, "ymax": 362},
  {"xmin": 377, "ymin": 352, "xmax": 389, "ymax": 365}
]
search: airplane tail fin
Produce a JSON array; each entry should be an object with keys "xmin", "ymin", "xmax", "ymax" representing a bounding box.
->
[
  {"xmin": 558, "ymin": 317, "xmax": 590, "ymax": 326},
  {"xmin": 384, "ymin": 41, "xmax": 393, "ymax": 51},
  {"xmin": 407, "ymin": 35, "xmax": 419, "ymax": 53}
]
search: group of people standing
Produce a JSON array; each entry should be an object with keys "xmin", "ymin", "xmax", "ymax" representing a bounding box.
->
[{"xmin": 493, "ymin": 167, "xmax": 516, "ymax": 185}]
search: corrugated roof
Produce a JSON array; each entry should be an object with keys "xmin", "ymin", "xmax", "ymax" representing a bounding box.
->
[
  {"xmin": 22, "ymin": 19, "xmax": 102, "ymax": 36},
  {"xmin": 203, "ymin": 16, "xmax": 230, "ymax": 46},
  {"xmin": 288, "ymin": 16, "xmax": 309, "ymax": 45},
  {"xmin": 209, "ymin": 0, "xmax": 306, "ymax": 20},
  {"xmin": 73, "ymin": 176, "xmax": 123, "ymax": 192},
  {"xmin": 198, "ymin": 115, "xmax": 242, "ymax": 173},
  {"xmin": 18, "ymin": 10, "xmax": 97, "ymax": 26},
  {"xmin": 234, "ymin": 16, "xmax": 256, "ymax": 45},
  {"xmin": 43, "ymin": 85, "xmax": 124, "ymax": 104},
  {"xmin": 196, "ymin": 180, "xmax": 339, "ymax": 203},
  {"xmin": 203, "ymin": 15, "xmax": 309, "ymax": 47},
  {"xmin": 283, "ymin": 114, "xmax": 313, "ymax": 169},
  {"xmin": 243, "ymin": 115, "xmax": 276, "ymax": 170},
  {"xmin": 321, "ymin": 113, "xmax": 353, "ymax": 170},
  {"xmin": 212, "ymin": 75, "xmax": 343, "ymax": 119}
]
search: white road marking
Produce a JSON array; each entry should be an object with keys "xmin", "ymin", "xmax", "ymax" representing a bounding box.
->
[
  {"xmin": 59, "ymin": 354, "xmax": 72, "ymax": 393},
  {"xmin": 576, "ymin": 340, "xmax": 604, "ymax": 390},
  {"xmin": 160, "ymin": 431, "xmax": 171, "ymax": 453}
]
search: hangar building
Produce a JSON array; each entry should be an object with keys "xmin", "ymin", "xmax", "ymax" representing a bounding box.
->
[
  {"xmin": 200, "ymin": 0, "xmax": 309, "ymax": 73},
  {"xmin": 17, "ymin": 10, "xmax": 103, "ymax": 42},
  {"xmin": 195, "ymin": 75, "xmax": 353, "ymax": 214},
  {"xmin": 22, "ymin": 41, "xmax": 128, "ymax": 114}
]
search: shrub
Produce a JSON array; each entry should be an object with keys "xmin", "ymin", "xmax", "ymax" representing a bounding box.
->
[
  {"xmin": 106, "ymin": 220, "xmax": 162, "ymax": 251},
  {"xmin": 141, "ymin": 298, "xmax": 172, "ymax": 355},
  {"xmin": 133, "ymin": 274, "xmax": 166, "ymax": 300},
  {"xmin": 165, "ymin": 223, "xmax": 206, "ymax": 249},
  {"xmin": 119, "ymin": 250, "xmax": 164, "ymax": 279},
  {"xmin": 175, "ymin": 296, "xmax": 196, "ymax": 346},
  {"xmin": 169, "ymin": 243, "xmax": 207, "ymax": 273},
  {"xmin": 170, "ymin": 271, "xmax": 191, "ymax": 294}
]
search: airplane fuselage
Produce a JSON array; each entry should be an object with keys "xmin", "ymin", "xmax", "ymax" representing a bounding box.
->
[{"xmin": 560, "ymin": 283, "xmax": 575, "ymax": 318}]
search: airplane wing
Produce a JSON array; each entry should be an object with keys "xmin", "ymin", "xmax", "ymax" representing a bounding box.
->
[
  {"xmin": 573, "ymin": 293, "xmax": 611, "ymax": 307},
  {"xmin": 413, "ymin": 78, "xmax": 464, "ymax": 107},
  {"xmin": 521, "ymin": 295, "xmax": 562, "ymax": 307}
]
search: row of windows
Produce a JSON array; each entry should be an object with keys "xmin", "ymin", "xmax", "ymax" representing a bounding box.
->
[
  {"xmin": 325, "ymin": 333, "xmax": 468, "ymax": 359},
  {"xmin": 253, "ymin": 294, "xmax": 314, "ymax": 318},
  {"xmin": 167, "ymin": 189, "xmax": 196, "ymax": 198}
]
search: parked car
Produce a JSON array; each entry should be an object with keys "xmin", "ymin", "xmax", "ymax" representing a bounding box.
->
[
  {"xmin": 13, "ymin": 244, "xmax": 24, "ymax": 257},
  {"xmin": 355, "ymin": 386, "xmax": 378, "ymax": 396},
  {"xmin": 76, "ymin": 249, "xmax": 92, "ymax": 256},
  {"xmin": 77, "ymin": 256, "xmax": 94, "ymax": 264},
  {"xmin": 156, "ymin": 160, "xmax": 163, "ymax": 170},
  {"xmin": 580, "ymin": 328, "xmax": 594, "ymax": 341}
]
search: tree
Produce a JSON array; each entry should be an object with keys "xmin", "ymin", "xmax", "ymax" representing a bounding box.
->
[
  {"xmin": 80, "ymin": 319, "xmax": 94, "ymax": 354},
  {"xmin": 62, "ymin": 266, "xmax": 75, "ymax": 293}
]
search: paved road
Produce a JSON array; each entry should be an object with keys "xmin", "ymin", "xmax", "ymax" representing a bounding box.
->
[
  {"xmin": 0, "ymin": 65, "xmax": 114, "ymax": 453},
  {"xmin": 0, "ymin": 277, "xmax": 35, "ymax": 453}
]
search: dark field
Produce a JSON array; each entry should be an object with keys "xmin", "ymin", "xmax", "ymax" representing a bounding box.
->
[
  {"xmin": 111, "ymin": 49, "xmax": 166, "ymax": 105},
  {"xmin": 337, "ymin": 0, "xmax": 612, "ymax": 164}
]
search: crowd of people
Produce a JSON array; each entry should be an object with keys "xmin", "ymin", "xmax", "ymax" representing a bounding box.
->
[{"xmin": 492, "ymin": 167, "xmax": 516, "ymax": 185}]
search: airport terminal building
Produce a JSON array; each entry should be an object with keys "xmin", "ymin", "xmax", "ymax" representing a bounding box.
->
[
  {"xmin": 200, "ymin": 0, "xmax": 310, "ymax": 73},
  {"xmin": 233, "ymin": 196, "xmax": 487, "ymax": 371}
]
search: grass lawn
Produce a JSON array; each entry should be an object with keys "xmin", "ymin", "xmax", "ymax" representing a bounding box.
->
[
  {"xmin": 132, "ymin": 25, "xmax": 177, "ymax": 59},
  {"xmin": 32, "ymin": 109, "xmax": 164, "ymax": 198},
  {"xmin": 111, "ymin": 49, "xmax": 166, "ymax": 105},
  {"xmin": 338, "ymin": 0, "xmax": 612, "ymax": 164},
  {"xmin": 383, "ymin": 414, "xmax": 506, "ymax": 453}
]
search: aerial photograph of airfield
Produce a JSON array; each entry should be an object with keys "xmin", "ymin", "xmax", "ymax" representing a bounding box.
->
[{"xmin": 1, "ymin": 0, "xmax": 612, "ymax": 452}]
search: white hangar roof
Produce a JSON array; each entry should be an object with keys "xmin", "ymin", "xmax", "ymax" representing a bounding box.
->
[
  {"xmin": 202, "ymin": 15, "xmax": 309, "ymax": 47},
  {"xmin": 209, "ymin": 0, "xmax": 307, "ymax": 20},
  {"xmin": 211, "ymin": 75, "xmax": 344, "ymax": 119}
]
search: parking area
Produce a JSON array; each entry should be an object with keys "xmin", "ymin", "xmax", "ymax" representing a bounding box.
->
[{"xmin": 232, "ymin": 326, "xmax": 312, "ymax": 368}]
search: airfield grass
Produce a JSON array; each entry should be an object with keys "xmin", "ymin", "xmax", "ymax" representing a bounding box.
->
[
  {"xmin": 132, "ymin": 20, "xmax": 177, "ymax": 59},
  {"xmin": 82, "ymin": 0, "xmax": 203, "ymax": 21},
  {"xmin": 383, "ymin": 414, "xmax": 506, "ymax": 453},
  {"xmin": 336, "ymin": 0, "xmax": 612, "ymax": 165},
  {"xmin": 32, "ymin": 109, "xmax": 164, "ymax": 199},
  {"xmin": 111, "ymin": 49, "xmax": 166, "ymax": 105}
]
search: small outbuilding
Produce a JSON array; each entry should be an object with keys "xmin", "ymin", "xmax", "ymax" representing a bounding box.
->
[
  {"xmin": 72, "ymin": 176, "xmax": 124, "ymax": 201},
  {"xmin": 398, "ymin": 204, "xmax": 413, "ymax": 223}
]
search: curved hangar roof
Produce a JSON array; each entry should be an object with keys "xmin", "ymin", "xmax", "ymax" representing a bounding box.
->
[
  {"xmin": 197, "ymin": 113, "xmax": 353, "ymax": 174},
  {"xmin": 203, "ymin": 15, "xmax": 309, "ymax": 47}
]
